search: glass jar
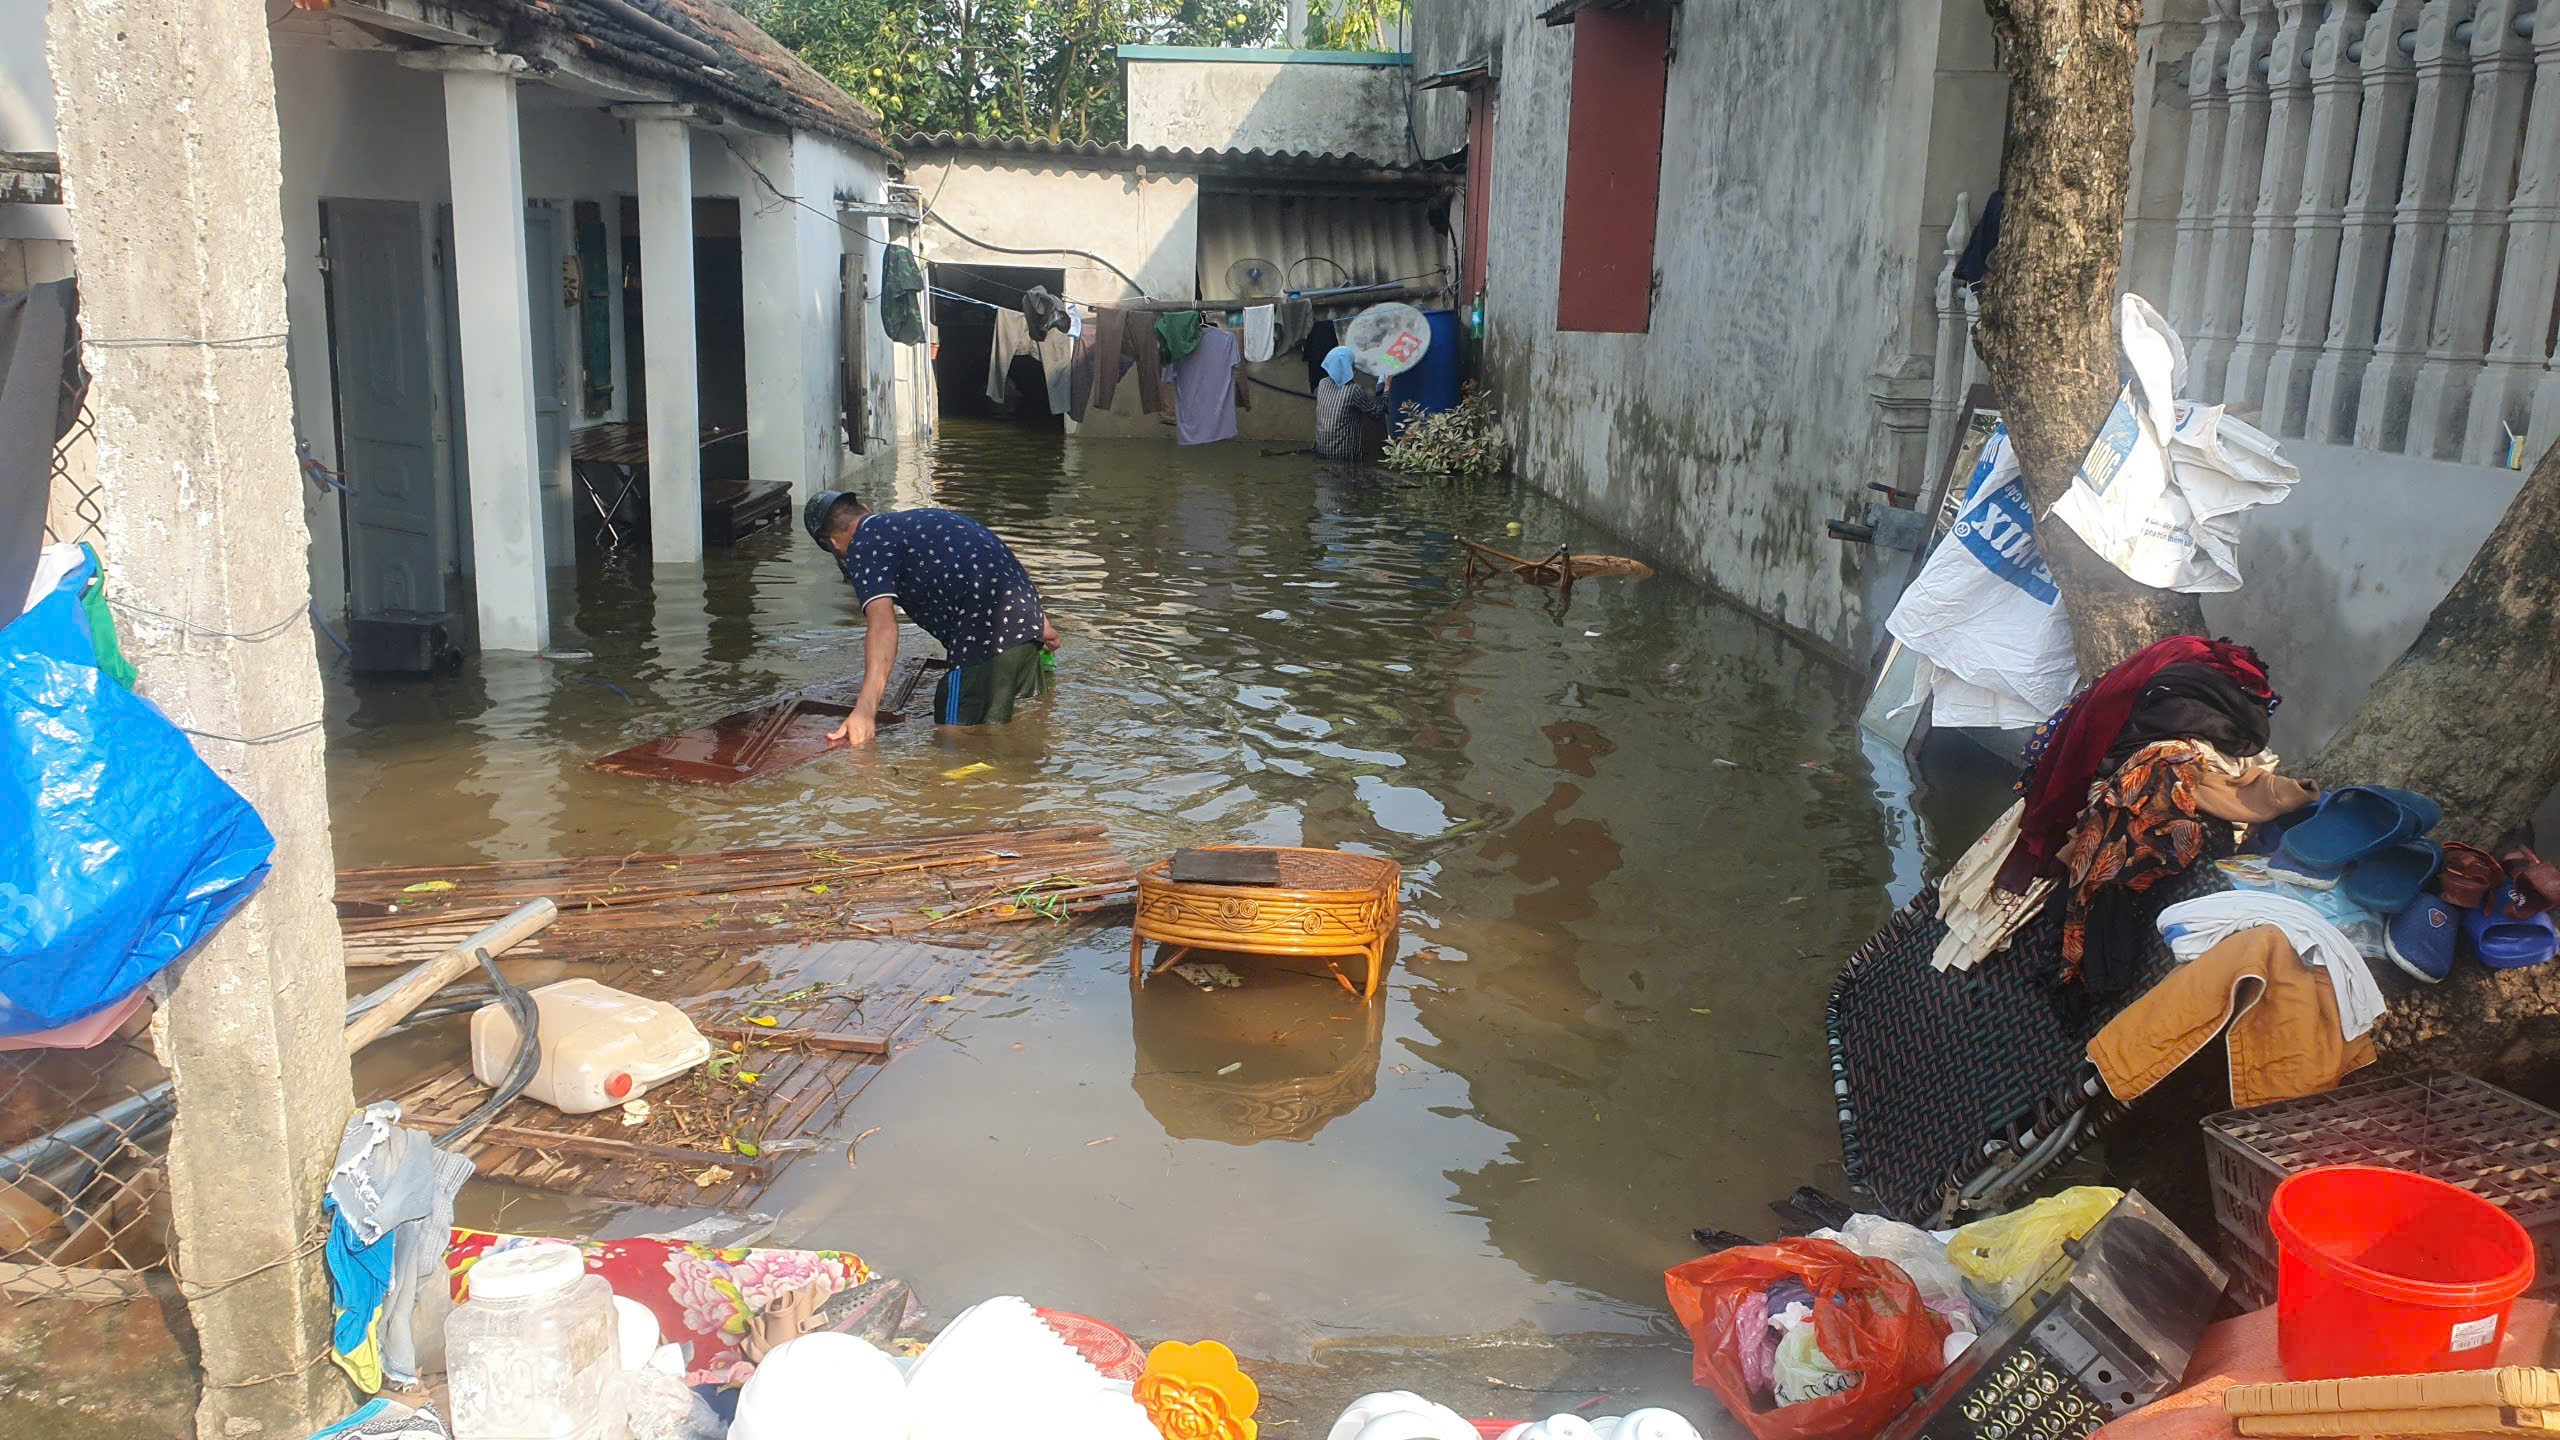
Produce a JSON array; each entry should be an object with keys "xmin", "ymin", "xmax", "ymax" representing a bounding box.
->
[{"xmin": 447, "ymin": 1241, "xmax": 628, "ymax": 1440}]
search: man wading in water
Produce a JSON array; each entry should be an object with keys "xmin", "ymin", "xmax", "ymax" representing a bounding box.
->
[{"xmin": 804, "ymin": 489, "xmax": 1059, "ymax": 747}]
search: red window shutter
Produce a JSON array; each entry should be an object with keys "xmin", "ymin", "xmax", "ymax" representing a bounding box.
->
[
  {"xmin": 1555, "ymin": 7, "xmax": 1671, "ymax": 334},
  {"xmin": 1464, "ymin": 88, "xmax": 1495, "ymax": 303}
]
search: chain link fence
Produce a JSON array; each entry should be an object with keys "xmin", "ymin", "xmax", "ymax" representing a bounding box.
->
[{"xmin": 4, "ymin": 345, "xmax": 176, "ymax": 1305}]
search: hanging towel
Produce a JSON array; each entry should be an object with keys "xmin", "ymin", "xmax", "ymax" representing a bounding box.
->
[
  {"xmin": 1163, "ymin": 326, "xmax": 1240, "ymax": 445},
  {"xmin": 878, "ymin": 246, "xmax": 925, "ymax": 345},
  {"xmin": 1156, "ymin": 309, "xmax": 1205, "ymax": 365},
  {"xmin": 325, "ymin": 1195, "xmax": 393, "ymax": 1392},
  {"xmin": 1242, "ymin": 304, "xmax": 1276, "ymax": 363},
  {"xmin": 2155, "ymin": 889, "xmax": 2385, "ymax": 1041}
]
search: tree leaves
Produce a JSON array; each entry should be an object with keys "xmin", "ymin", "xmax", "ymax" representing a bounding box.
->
[{"xmin": 735, "ymin": 0, "xmax": 1289, "ymax": 143}]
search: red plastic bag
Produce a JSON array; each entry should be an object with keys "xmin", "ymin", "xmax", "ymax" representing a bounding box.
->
[{"xmin": 1664, "ymin": 1237, "xmax": 1950, "ymax": 1440}]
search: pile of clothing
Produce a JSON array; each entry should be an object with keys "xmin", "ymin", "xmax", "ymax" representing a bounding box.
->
[{"xmin": 1937, "ymin": 635, "xmax": 2301, "ymax": 994}]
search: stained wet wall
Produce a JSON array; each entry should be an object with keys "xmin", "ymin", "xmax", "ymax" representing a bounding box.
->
[{"xmin": 1407, "ymin": 0, "xmax": 2008, "ymax": 661}]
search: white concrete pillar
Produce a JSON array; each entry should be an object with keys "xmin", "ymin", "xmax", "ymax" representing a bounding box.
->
[
  {"xmin": 2124, "ymin": 5, "xmax": 2206, "ymax": 302},
  {"xmin": 2308, "ymin": 0, "xmax": 2429, "ymax": 440},
  {"xmin": 432, "ymin": 58, "xmax": 550, "ymax": 652},
  {"xmin": 736, "ymin": 131, "xmax": 813, "ymax": 499},
  {"xmin": 46, "ymin": 0, "xmax": 354, "ymax": 1433},
  {"xmin": 2226, "ymin": 0, "xmax": 2320, "ymax": 408},
  {"xmin": 2265, "ymin": 0, "xmax": 2377, "ymax": 436},
  {"xmin": 2169, "ymin": 3, "xmax": 2240, "ymax": 329},
  {"xmin": 632, "ymin": 111, "xmax": 703, "ymax": 563},
  {"xmin": 2531, "ymin": 330, "xmax": 2560, "ymax": 462},
  {"xmin": 2193, "ymin": 0, "xmax": 2278, "ymax": 399},
  {"xmin": 2475, "ymin": 8, "xmax": 2560, "ymax": 463},
  {"xmin": 2356, "ymin": 0, "xmax": 2481, "ymax": 452},
  {"xmin": 2407, "ymin": 0, "xmax": 2535, "ymax": 461}
]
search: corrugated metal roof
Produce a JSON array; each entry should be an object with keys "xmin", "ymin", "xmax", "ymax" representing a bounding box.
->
[
  {"xmin": 893, "ymin": 132, "xmax": 1454, "ymax": 181},
  {"xmin": 1196, "ymin": 191, "xmax": 1450, "ymax": 304},
  {"xmin": 461, "ymin": 0, "xmax": 893, "ymax": 155}
]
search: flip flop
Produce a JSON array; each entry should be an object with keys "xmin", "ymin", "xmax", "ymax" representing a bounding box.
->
[
  {"xmin": 2245, "ymin": 803, "xmax": 2320, "ymax": 859},
  {"xmin": 2385, "ymin": 896, "xmax": 2458, "ymax": 983},
  {"xmin": 2437, "ymin": 842, "xmax": 2505, "ymax": 909},
  {"xmin": 2501, "ymin": 847, "xmax": 2560, "ymax": 917},
  {"xmin": 2343, "ymin": 839, "xmax": 2443, "ymax": 915},
  {"xmin": 2274, "ymin": 785, "xmax": 2432, "ymax": 873},
  {"xmin": 2466, "ymin": 886, "xmax": 2560, "ymax": 970}
]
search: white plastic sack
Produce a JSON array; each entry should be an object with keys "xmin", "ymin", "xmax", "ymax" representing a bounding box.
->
[
  {"xmin": 2048, "ymin": 294, "xmax": 2299, "ymax": 593},
  {"xmin": 1885, "ymin": 423, "xmax": 2080, "ymax": 729}
]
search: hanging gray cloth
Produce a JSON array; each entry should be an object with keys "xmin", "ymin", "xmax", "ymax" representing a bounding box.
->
[{"xmin": 0, "ymin": 279, "xmax": 79, "ymax": 621}]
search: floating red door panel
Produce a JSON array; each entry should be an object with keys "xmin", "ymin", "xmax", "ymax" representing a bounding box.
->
[{"xmin": 1555, "ymin": 6, "xmax": 1671, "ymax": 334}]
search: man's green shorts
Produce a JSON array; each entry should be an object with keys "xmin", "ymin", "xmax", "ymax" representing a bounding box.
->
[{"xmin": 934, "ymin": 643, "xmax": 1055, "ymax": 726}]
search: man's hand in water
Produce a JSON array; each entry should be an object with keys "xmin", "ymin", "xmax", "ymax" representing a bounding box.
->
[
  {"xmin": 1042, "ymin": 616, "xmax": 1061, "ymax": 651},
  {"xmin": 830, "ymin": 708, "xmax": 878, "ymax": 749}
]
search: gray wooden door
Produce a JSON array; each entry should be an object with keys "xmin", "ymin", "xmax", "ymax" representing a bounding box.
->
[
  {"xmin": 526, "ymin": 202, "xmax": 573, "ymax": 564},
  {"xmin": 324, "ymin": 198, "xmax": 447, "ymax": 621}
]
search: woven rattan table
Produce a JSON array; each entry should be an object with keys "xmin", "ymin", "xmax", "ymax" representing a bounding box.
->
[{"xmin": 1130, "ymin": 847, "xmax": 1402, "ymax": 1000}]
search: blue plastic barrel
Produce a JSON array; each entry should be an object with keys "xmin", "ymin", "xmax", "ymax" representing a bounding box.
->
[{"xmin": 1387, "ymin": 309, "xmax": 1461, "ymax": 417}]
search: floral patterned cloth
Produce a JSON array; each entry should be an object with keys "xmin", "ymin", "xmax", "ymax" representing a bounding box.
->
[
  {"xmin": 2056, "ymin": 741, "xmax": 2217, "ymax": 983},
  {"xmin": 446, "ymin": 1229, "xmax": 871, "ymax": 1388}
]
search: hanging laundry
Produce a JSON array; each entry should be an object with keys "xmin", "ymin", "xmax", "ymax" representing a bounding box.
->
[
  {"xmin": 1241, "ymin": 304, "xmax": 1277, "ymax": 363},
  {"xmin": 986, "ymin": 309, "xmax": 1073, "ymax": 416},
  {"xmin": 1156, "ymin": 309, "xmax": 1205, "ymax": 365},
  {"xmin": 1022, "ymin": 286, "xmax": 1067, "ymax": 342},
  {"xmin": 1085, "ymin": 308, "xmax": 1164, "ymax": 416},
  {"xmin": 1300, "ymin": 317, "xmax": 1341, "ymax": 390},
  {"xmin": 1162, "ymin": 325, "xmax": 1240, "ymax": 446},
  {"xmin": 327, "ymin": 1102, "xmax": 473, "ymax": 1387},
  {"xmin": 878, "ymin": 245, "xmax": 926, "ymax": 344},
  {"xmin": 1272, "ymin": 297, "xmax": 1315, "ymax": 355}
]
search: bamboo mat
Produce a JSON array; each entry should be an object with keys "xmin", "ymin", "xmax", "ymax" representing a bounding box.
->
[
  {"xmin": 336, "ymin": 823, "xmax": 1135, "ymax": 968},
  {"xmin": 376, "ymin": 935, "xmax": 1033, "ymax": 1208},
  {"xmin": 342, "ymin": 824, "xmax": 1135, "ymax": 1206}
]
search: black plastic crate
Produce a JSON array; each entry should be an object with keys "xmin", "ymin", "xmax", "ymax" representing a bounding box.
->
[{"xmin": 2201, "ymin": 1070, "xmax": 2560, "ymax": 1300}]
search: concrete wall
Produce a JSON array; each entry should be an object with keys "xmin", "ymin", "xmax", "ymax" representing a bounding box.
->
[
  {"xmin": 903, "ymin": 155, "xmax": 1200, "ymax": 439},
  {"xmin": 1410, "ymin": 0, "xmax": 2007, "ymax": 661},
  {"xmin": 2203, "ymin": 442, "xmax": 2527, "ymax": 759},
  {"xmin": 1125, "ymin": 49, "xmax": 1413, "ymax": 165}
]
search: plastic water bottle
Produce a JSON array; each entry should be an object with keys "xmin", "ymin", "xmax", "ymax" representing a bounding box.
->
[{"xmin": 447, "ymin": 1241, "xmax": 628, "ymax": 1440}]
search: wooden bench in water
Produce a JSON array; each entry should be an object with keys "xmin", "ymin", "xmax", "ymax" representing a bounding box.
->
[
  {"xmin": 1457, "ymin": 537, "xmax": 1654, "ymax": 587},
  {"xmin": 588, "ymin": 657, "xmax": 942, "ymax": 786}
]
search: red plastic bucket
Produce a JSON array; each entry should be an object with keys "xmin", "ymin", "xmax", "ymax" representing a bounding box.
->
[{"xmin": 2270, "ymin": 1165, "xmax": 2535, "ymax": 1379}]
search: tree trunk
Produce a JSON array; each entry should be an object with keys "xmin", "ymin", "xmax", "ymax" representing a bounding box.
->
[
  {"xmin": 1977, "ymin": 0, "xmax": 2208, "ymax": 677},
  {"xmin": 2302, "ymin": 439, "xmax": 2560, "ymax": 1096}
]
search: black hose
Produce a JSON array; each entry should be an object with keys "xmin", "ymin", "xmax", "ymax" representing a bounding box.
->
[
  {"xmin": 436, "ymin": 949, "xmax": 541, "ymax": 1148},
  {"xmin": 922, "ymin": 209, "xmax": 1152, "ymax": 299}
]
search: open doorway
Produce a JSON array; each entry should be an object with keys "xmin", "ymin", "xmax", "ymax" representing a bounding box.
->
[
  {"xmin": 931, "ymin": 262, "xmax": 1064, "ymax": 428},
  {"xmin": 692, "ymin": 197, "xmax": 748, "ymax": 486}
]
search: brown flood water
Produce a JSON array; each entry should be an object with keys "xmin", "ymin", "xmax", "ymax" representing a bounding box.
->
[{"xmin": 325, "ymin": 421, "xmax": 1959, "ymax": 1404}]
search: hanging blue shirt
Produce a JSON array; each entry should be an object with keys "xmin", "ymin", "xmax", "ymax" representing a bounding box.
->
[{"xmin": 838, "ymin": 508, "xmax": 1046, "ymax": 668}]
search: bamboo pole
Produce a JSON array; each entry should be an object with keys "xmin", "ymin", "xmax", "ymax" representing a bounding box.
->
[{"xmin": 343, "ymin": 900, "xmax": 557, "ymax": 1054}]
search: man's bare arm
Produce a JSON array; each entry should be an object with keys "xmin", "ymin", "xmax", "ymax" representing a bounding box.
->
[{"xmin": 831, "ymin": 596, "xmax": 900, "ymax": 748}]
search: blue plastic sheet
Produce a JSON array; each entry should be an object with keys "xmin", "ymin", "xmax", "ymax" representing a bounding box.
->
[{"xmin": 0, "ymin": 558, "xmax": 275, "ymax": 1034}]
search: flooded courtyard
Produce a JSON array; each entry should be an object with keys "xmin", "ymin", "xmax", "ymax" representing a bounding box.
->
[{"xmin": 326, "ymin": 422, "xmax": 1956, "ymax": 1418}]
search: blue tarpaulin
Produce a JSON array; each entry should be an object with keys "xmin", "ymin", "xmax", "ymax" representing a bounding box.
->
[{"xmin": 0, "ymin": 556, "xmax": 275, "ymax": 1034}]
